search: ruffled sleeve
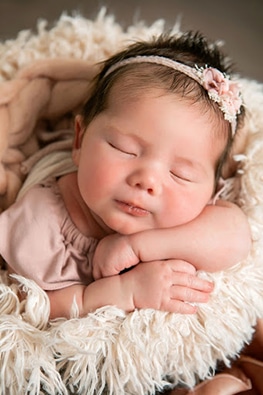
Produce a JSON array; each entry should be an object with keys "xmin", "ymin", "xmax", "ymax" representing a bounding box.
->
[{"xmin": 0, "ymin": 179, "xmax": 98, "ymax": 290}]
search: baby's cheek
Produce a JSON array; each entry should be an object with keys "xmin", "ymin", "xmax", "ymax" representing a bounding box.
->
[{"xmin": 160, "ymin": 194, "xmax": 204, "ymax": 227}]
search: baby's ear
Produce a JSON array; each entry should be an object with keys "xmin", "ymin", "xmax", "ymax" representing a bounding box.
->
[{"xmin": 72, "ymin": 115, "xmax": 86, "ymax": 165}]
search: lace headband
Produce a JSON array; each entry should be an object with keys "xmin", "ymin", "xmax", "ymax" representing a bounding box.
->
[{"xmin": 105, "ymin": 55, "xmax": 243, "ymax": 136}]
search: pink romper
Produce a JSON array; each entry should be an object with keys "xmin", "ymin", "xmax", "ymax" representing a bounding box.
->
[{"xmin": 0, "ymin": 178, "xmax": 98, "ymax": 290}]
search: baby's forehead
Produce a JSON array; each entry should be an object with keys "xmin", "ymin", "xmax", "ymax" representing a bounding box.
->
[{"xmin": 109, "ymin": 86, "xmax": 228, "ymax": 158}]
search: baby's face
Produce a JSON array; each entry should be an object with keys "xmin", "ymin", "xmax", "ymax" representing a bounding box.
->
[{"xmin": 73, "ymin": 90, "xmax": 225, "ymax": 235}]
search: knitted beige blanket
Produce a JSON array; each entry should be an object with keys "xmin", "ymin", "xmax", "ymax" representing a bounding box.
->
[{"xmin": 0, "ymin": 9, "xmax": 262, "ymax": 395}]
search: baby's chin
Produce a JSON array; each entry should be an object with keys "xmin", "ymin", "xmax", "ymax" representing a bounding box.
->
[{"xmin": 106, "ymin": 219, "xmax": 154, "ymax": 236}]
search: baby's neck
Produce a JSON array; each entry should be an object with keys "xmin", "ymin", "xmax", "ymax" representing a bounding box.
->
[{"xmin": 57, "ymin": 172, "xmax": 107, "ymax": 239}]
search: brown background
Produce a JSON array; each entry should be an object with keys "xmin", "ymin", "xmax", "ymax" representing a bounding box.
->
[{"xmin": 0, "ymin": 0, "xmax": 262, "ymax": 82}]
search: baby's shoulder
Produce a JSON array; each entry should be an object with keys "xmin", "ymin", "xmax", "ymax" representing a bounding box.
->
[
  {"xmin": 21, "ymin": 177, "xmax": 57, "ymax": 206},
  {"xmin": 15, "ymin": 178, "xmax": 65, "ymax": 229}
]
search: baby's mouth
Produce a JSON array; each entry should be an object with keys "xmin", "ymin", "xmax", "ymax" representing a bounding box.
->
[{"xmin": 115, "ymin": 200, "xmax": 150, "ymax": 217}]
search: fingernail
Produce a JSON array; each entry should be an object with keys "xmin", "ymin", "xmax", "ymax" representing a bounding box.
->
[{"xmin": 207, "ymin": 281, "xmax": 214, "ymax": 290}]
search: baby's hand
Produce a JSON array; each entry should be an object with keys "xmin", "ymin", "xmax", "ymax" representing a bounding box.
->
[
  {"xmin": 123, "ymin": 259, "xmax": 214, "ymax": 313},
  {"xmin": 93, "ymin": 234, "xmax": 139, "ymax": 280}
]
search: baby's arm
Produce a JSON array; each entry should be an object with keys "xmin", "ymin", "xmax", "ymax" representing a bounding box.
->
[
  {"xmin": 47, "ymin": 259, "xmax": 213, "ymax": 319},
  {"xmin": 132, "ymin": 200, "xmax": 251, "ymax": 272},
  {"xmin": 93, "ymin": 200, "xmax": 251, "ymax": 278}
]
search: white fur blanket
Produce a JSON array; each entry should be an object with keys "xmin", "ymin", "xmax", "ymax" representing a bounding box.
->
[{"xmin": 0, "ymin": 9, "xmax": 263, "ymax": 395}]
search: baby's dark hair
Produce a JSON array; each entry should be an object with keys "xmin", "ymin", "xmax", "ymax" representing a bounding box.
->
[{"xmin": 81, "ymin": 31, "xmax": 245, "ymax": 183}]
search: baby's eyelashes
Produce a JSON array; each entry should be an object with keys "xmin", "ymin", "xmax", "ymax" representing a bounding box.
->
[
  {"xmin": 170, "ymin": 170, "xmax": 193, "ymax": 182},
  {"xmin": 108, "ymin": 142, "xmax": 137, "ymax": 157}
]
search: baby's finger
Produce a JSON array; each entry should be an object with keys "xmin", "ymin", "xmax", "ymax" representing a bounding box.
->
[
  {"xmin": 171, "ymin": 271, "xmax": 214, "ymax": 292},
  {"xmin": 165, "ymin": 299, "xmax": 197, "ymax": 314},
  {"xmin": 171, "ymin": 285, "xmax": 211, "ymax": 303},
  {"xmin": 168, "ymin": 259, "xmax": 197, "ymax": 275}
]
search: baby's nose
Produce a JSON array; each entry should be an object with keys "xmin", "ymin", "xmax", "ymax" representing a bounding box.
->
[{"xmin": 127, "ymin": 167, "xmax": 162, "ymax": 195}]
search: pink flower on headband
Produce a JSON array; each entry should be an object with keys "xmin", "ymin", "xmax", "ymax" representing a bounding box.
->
[
  {"xmin": 202, "ymin": 67, "xmax": 242, "ymax": 122},
  {"xmin": 203, "ymin": 68, "xmax": 229, "ymax": 94}
]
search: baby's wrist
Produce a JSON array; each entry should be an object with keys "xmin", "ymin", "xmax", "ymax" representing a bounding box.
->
[
  {"xmin": 124, "ymin": 233, "xmax": 141, "ymax": 262},
  {"xmin": 118, "ymin": 272, "xmax": 136, "ymax": 312}
]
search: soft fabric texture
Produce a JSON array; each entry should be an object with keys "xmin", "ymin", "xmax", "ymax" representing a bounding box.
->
[
  {"xmin": 0, "ymin": 177, "xmax": 97, "ymax": 290},
  {"xmin": 0, "ymin": 9, "xmax": 262, "ymax": 394}
]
